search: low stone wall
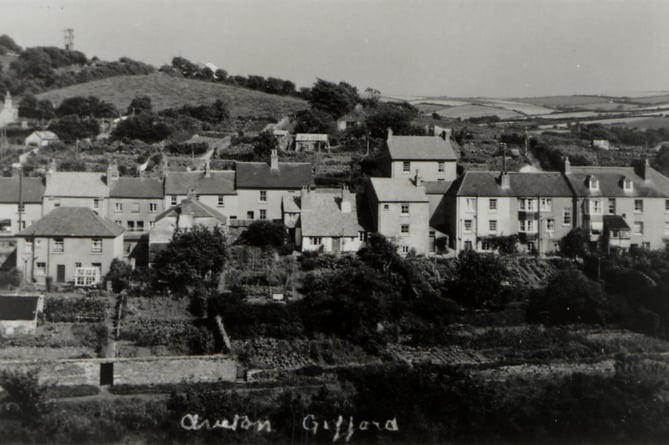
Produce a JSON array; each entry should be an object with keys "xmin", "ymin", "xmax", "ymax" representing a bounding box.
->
[{"xmin": 0, "ymin": 355, "xmax": 237, "ymax": 386}]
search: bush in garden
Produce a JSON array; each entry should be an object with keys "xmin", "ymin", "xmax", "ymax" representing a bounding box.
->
[
  {"xmin": 105, "ymin": 258, "xmax": 132, "ymax": 293},
  {"xmin": 0, "ymin": 369, "xmax": 49, "ymax": 423}
]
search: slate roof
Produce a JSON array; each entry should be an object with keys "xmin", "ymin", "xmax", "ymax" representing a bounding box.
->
[
  {"xmin": 300, "ymin": 189, "xmax": 364, "ymax": 237},
  {"xmin": 44, "ymin": 172, "xmax": 109, "ymax": 197},
  {"xmin": 423, "ymin": 180, "xmax": 455, "ymax": 195},
  {"xmin": 235, "ymin": 162, "xmax": 314, "ymax": 189},
  {"xmin": 110, "ymin": 177, "xmax": 163, "ymax": 198},
  {"xmin": 387, "ymin": 135, "xmax": 457, "ymax": 161},
  {"xmin": 453, "ymin": 171, "xmax": 573, "ymax": 197},
  {"xmin": 155, "ymin": 198, "xmax": 227, "ymax": 224},
  {"xmin": 0, "ymin": 177, "xmax": 44, "ymax": 203},
  {"xmin": 566, "ymin": 166, "xmax": 669, "ymax": 198},
  {"xmin": 603, "ymin": 215, "xmax": 630, "ymax": 231},
  {"xmin": 0, "ymin": 296, "xmax": 40, "ymax": 321},
  {"xmin": 18, "ymin": 207, "xmax": 124, "ymax": 238},
  {"xmin": 164, "ymin": 170, "xmax": 236, "ymax": 195},
  {"xmin": 281, "ymin": 192, "xmax": 300, "ymax": 213},
  {"xmin": 27, "ymin": 131, "xmax": 58, "ymax": 141},
  {"xmin": 369, "ymin": 177, "xmax": 429, "ymax": 202}
]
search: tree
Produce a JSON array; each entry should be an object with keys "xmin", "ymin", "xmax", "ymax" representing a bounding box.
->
[
  {"xmin": 151, "ymin": 225, "xmax": 227, "ymax": 292},
  {"xmin": 308, "ymin": 78, "xmax": 359, "ymax": 117},
  {"xmin": 454, "ymin": 250, "xmax": 507, "ymax": 307},
  {"xmin": 18, "ymin": 94, "xmax": 55, "ymax": 120},
  {"xmin": 0, "ymin": 369, "xmax": 48, "ymax": 423},
  {"xmin": 48, "ymin": 115, "xmax": 99, "ymax": 142},
  {"xmin": 126, "ymin": 95, "xmax": 152, "ymax": 115},
  {"xmin": 560, "ymin": 227, "xmax": 592, "ymax": 259},
  {"xmin": 365, "ymin": 103, "xmax": 417, "ymax": 138},
  {"xmin": 112, "ymin": 113, "xmax": 171, "ymax": 142},
  {"xmin": 106, "ymin": 258, "xmax": 132, "ymax": 292},
  {"xmin": 56, "ymin": 95, "xmax": 117, "ymax": 118},
  {"xmin": 240, "ymin": 221, "xmax": 286, "ymax": 248},
  {"xmin": 652, "ymin": 146, "xmax": 669, "ymax": 177},
  {"xmin": 253, "ymin": 131, "xmax": 278, "ymax": 160},
  {"xmin": 294, "ymin": 108, "xmax": 333, "ymax": 134},
  {"xmin": 527, "ymin": 268, "xmax": 611, "ymax": 325}
]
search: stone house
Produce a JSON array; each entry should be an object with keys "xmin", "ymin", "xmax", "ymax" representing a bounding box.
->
[
  {"xmin": 384, "ymin": 129, "xmax": 458, "ymax": 182},
  {"xmin": 0, "ymin": 176, "xmax": 44, "ymax": 236}
]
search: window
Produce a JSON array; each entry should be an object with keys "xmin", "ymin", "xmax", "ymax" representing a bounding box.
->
[
  {"xmin": 383, "ymin": 204, "xmax": 389, "ymax": 211},
  {"xmin": 623, "ymin": 179, "xmax": 633, "ymax": 192},
  {"xmin": 664, "ymin": 222, "xmax": 669, "ymax": 236},
  {"xmin": 401, "ymin": 204, "xmax": 409, "ymax": 215},
  {"xmin": 563, "ymin": 208, "xmax": 572, "ymax": 226},
  {"xmin": 634, "ymin": 199, "xmax": 643, "ymax": 213},
  {"xmin": 24, "ymin": 240, "xmax": 33, "ymax": 253},
  {"xmin": 590, "ymin": 199, "xmax": 602, "ymax": 215},
  {"xmin": 114, "ymin": 202, "xmax": 122, "ymax": 213},
  {"xmin": 489, "ymin": 199, "xmax": 497, "ymax": 212},
  {"xmin": 481, "ymin": 241, "xmax": 492, "ymax": 251},
  {"xmin": 519, "ymin": 219, "xmax": 536, "ymax": 232},
  {"xmin": 195, "ymin": 195, "xmax": 200, "ymax": 201},
  {"xmin": 127, "ymin": 221, "xmax": 135, "ymax": 231},
  {"xmin": 54, "ymin": 200, "xmax": 60, "ymax": 207},
  {"xmin": 217, "ymin": 195, "xmax": 225, "ymax": 207},
  {"xmin": 489, "ymin": 220, "xmax": 497, "ymax": 232},
  {"xmin": 642, "ymin": 242, "xmax": 651, "ymax": 250},
  {"xmin": 53, "ymin": 238, "xmax": 64, "ymax": 253},
  {"xmin": 401, "ymin": 245, "xmax": 410, "ymax": 254},
  {"xmin": 546, "ymin": 218, "xmax": 555, "ymax": 231},
  {"xmin": 666, "ymin": 200, "xmax": 669, "ymax": 213},
  {"xmin": 92, "ymin": 263, "xmax": 102, "ymax": 276},
  {"xmin": 310, "ymin": 237, "xmax": 322, "ymax": 245},
  {"xmin": 75, "ymin": 262, "xmax": 82, "ymax": 268},
  {"xmin": 519, "ymin": 198, "xmax": 536, "ymax": 211},
  {"xmin": 136, "ymin": 221, "xmax": 144, "ymax": 232},
  {"xmin": 18, "ymin": 221, "xmax": 25, "ymax": 230},
  {"xmin": 438, "ymin": 162, "xmax": 445, "ymax": 172},
  {"xmin": 149, "ymin": 203, "xmax": 157, "ymax": 213},
  {"xmin": 131, "ymin": 202, "xmax": 140, "ymax": 213},
  {"xmin": 401, "ymin": 224, "xmax": 410, "ymax": 234},
  {"xmin": 464, "ymin": 219, "xmax": 473, "ymax": 232},
  {"xmin": 464, "ymin": 240, "xmax": 473, "ymax": 250},
  {"xmin": 465, "ymin": 198, "xmax": 475, "ymax": 212},
  {"xmin": 259, "ymin": 209, "xmax": 267, "ymax": 220},
  {"xmin": 91, "ymin": 238, "xmax": 102, "ymax": 253},
  {"xmin": 527, "ymin": 241, "xmax": 535, "ymax": 252},
  {"xmin": 170, "ymin": 196, "xmax": 177, "ymax": 206},
  {"xmin": 633, "ymin": 222, "xmax": 644, "ymax": 235},
  {"xmin": 402, "ymin": 161, "xmax": 410, "ymax": 173},
  {"xmin": 114, "ymin": 220, "xmax": 122, "ymax": 226},
  {"xmin": 540, "ymin": 198, "xmax": 552, "ymax": 212},
  {"xmin": 247, "ymin": 211, "xmax": 254, "ymax": 220},
  {"xmin": 588, "ymin": 176, "xmax": 599, "ymax": 191},
  {"xmin": 36, "ymin": 262, "xmax": 46, "ymax": 276},
  {"xmin": 93, "ymin": 198, "xmax": 100, "ymax": 210},
  {"xmin": 149, "ymin": 221, "xmax": 155, "ymax": 228},
  {"xmin": 17, "ymin": 203, "xmax": 25, "ymax": 213},
  {"xmin": 608, "ymin": 198, "xmax": 616, "ymax": 214},
  {"xmin": 259, "ymin": 190, "xmax": 267, "ymax": 203},
  {"xmin": 359, "ymin": 231, "xmax": 366, "ymax": 241}
]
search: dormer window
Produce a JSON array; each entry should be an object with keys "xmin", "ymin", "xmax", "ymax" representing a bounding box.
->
[
  {"xmin": 587, "ymin": 176, "xmax": 599, "ymax": 191},
  {"xmin": 623, "ymin": 178, "xmax": 634, "ymax": 192}
]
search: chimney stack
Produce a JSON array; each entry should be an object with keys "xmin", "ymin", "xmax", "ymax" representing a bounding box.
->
[
  {"xmin": 387, "ymin": 127, "xmax": 393, "ymax": 141},
  {"xmin": 500, "ymin": 172, "xmax": 510, "ymax": 189},
  {"xmin": 562, "ymin": 156, "xmax": 571, "ymax": 175},
  {"xmin": 414, "ymin": 169, "xmax": 423, "ymax": 187},
  {"xmin": 48, "ymin": 158, "xmax": 57, "ymax": 174},
  {"xmin": 270, "ymin": 149, "xmax": 279, "ymax": 172},
  {"xmin": 642, "ymin": 158, "xmax": 651, "ymax": 181},
  {"xmin": 204, "ymin": 159, "xmax": 211, "ymax": 178},
  {"xmin": 340, "ymin": 185, "xmax": 352, "ymax": 213},
  {"xmin": 107, "ymin": 159, "xmax": 119, "ymax": 186},
  {"xmin": 162, "ymin": 158, "xmax": 169, "ymax": 178},
  {"xmin": 300, "ymin": 186, "xmax": 311, "ymax": 210}
]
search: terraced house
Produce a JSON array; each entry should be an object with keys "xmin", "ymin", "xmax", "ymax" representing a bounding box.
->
[
  {"xmin": 445, "ymin": 170, "xmax": 575, "ymax": 254},
  {"xmin": 0, "ymin": 175, "xmax": 44, "ymax": 237},
  {"xmin": 42, "ymin": 160, "xmax": 110, "ymax": 215},
  {"xmin": 384, "ymin": 129, "xmax": 458, "ymax": 182},
  {"xmin": 563, "ymin": 158, "xmax": 669, "ymax": 250}
]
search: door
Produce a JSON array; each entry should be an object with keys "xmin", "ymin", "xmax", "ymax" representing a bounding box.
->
[
  {"xmin": 100, "ymin": 362, "xmax": 114, "ymax": 386},
  {"xmin": 332, "ymin": 237, "xmax": 341, "ymax": 253},
  {"xmin": 56, "ymin": 264, "xmax": 66, "ymax": 283}
]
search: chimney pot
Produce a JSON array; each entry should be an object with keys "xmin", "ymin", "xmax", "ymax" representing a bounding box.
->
[{"xmin": 270, "ymin": 149, "xmax": 279, "ymax": 171}]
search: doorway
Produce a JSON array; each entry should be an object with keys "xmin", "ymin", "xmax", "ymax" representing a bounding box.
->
[
  {"xmin": 100, "ymin": 362, "xmax": 114, "ymax": 386},
  {"xmin": 56, "ymin": 264, "xmax": 65, "ymax": 283}
]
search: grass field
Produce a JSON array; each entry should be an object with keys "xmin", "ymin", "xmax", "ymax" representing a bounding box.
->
[
  {"xmin": 434, "ymin": 104, "xmax": 524, "ymax": 120},
  {"xmin": 37, "ymin": 73, "xmax": 308, "ymax": 118},
  {"xmin": 511, "ymin": 95, "xmax": 621, "ymax": 108}
]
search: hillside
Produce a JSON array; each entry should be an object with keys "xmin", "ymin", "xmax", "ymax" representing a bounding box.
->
[{"xmin": 36, "ymin": 73, "xmax": 307, "ymax": 118}]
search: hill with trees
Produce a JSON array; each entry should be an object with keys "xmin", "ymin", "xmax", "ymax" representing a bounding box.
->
[{"xmin": 36, "ymin": 73, "xmax": 306, "ymax": 118}]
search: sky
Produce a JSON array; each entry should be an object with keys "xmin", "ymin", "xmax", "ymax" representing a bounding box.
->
[{"xmin": 0, "ymin": 0, "xmax": 668, "ymax": 98}]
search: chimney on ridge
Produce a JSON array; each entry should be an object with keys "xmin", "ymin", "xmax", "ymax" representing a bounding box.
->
[{"xmin": 270, "ymin": 149, "xmax": 279, "ymax": 172}]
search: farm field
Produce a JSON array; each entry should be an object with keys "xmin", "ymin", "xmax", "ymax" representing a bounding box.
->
[
  {"xmin": 480, "ymin": 99, "xmax": 554, "ymax": 115},
  {"xmin": 36, "ymin": 73, "xmax": 307, "ymax": 118},
  {"xmin": 575, "ymin": 102, "xmax": 641, "ymax": 111},
  {"xmin": 434, "ymin": 104, "xmax": 525, "ymax": 119},
  {"xmin": 510, "ymin": 95, "xmax": 619, "ymax": 107}
]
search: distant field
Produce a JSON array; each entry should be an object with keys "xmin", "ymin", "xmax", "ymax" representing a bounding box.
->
[
  {"xmin": 411, "ymin": 99, "xmax": 470, "ymax": 107},
  {"xmin": 434, "ymin": 104, "xmax": 524, "ymax": 120},
  {"xmin": 576, "ymin": 102, "xmax": 640, "ymax": 111},
  {"xmin": 603, "ymin": 116, "xmax": 669, "ymax": 129},
  {"xmin": 414, "ymin": 103, "xmax": 453, "ymax": 114},
  {"xmin": 511, "ymin": 95, "xmax": 618, "ymax": 107},
  {"xmin": 540, "ymin": 111, "xmax": 602, "ymax": 120},
  {"xmin": 632, "ymin": 94, "xmax": 669, "ymax": 105},
  {"xmin": 37, "ymin": 73, "xmax": 308, "ymax": 118},
  {"xmin": 479, "ymin": 99, "xmax": 554, "ymax": 116}
]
